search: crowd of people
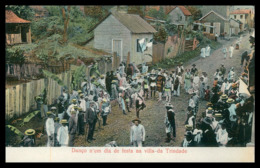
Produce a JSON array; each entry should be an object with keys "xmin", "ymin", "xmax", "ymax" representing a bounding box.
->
[{"xmin": 21, "ymin": 32, "xmax": 255, "ymax": 148}]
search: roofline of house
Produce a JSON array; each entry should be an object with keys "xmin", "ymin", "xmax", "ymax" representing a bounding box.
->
[
  {"xmin": 199, "ymin": 10, "xmax": 228, "ymax": 21},
  {"xmin": 166, "ymin": 6, "xmax": 192, "ymax": 16},
  {"xmin": 88, "ymin": 12, "xmax": 157, "ymax": 34},
  {"xmin": 87, "ymin": 12, "xmax": 112, "ymax": 33}
]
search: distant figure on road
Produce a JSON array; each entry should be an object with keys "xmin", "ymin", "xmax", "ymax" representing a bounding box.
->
[
  {"xmin": 130, "ymin": 118, "xmax": 145, "ymax": 147},
  {"xmin": 229, "ymin": 45, "xmax": 234, "ymax": 58},
  {"xmin": 205, "ymin": 45, "xmax": 211, "ymax": 57},
  {"xmin": 200, "ymin": 47, "xmax": 206, "ymax": 58},
  {"xmin": 222, "ymin": 45, "xmax": 227, "ymax": 59},
  {"xmin": 215, "ymin": 33, "xmax": 218, "ymax": 41}
]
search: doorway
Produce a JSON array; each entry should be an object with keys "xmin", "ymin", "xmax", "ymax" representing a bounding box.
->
[{"xmin": 21, "ymin": 26, "xmax": 27, "ymax": 43}]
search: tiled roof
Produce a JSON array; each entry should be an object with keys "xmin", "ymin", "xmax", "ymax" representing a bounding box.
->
[
  {"xmin": 166, "ymin": 6, "xmax": 192, "ymax": 16},
  {"xmin": 6, "ymin": 10, "xmax": 31, "ymax": 23},
  {"xmin": 144, "ymin": 15, "xmax": 156, "ymax": 20},
  {"xmin": 230, "ymin": 9, "xmax": 251, "ymax": 14}
]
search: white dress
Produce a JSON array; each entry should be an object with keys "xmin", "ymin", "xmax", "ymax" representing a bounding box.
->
[
  {"xmin": 200, "ymin": 48, "xmax": 206, "ymax": 58},
  {"xmin": 205, "ymin": 46, "xmax": 211, "ymax": 57}
]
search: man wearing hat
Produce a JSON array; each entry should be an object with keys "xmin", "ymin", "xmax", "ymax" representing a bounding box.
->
[
  {"xmin": 35, "ymin": 96, "xmax": 45, "ymax": 119},
  {"xmin": 181, "ymin": 131, "xmax": 195, "ymax": 147},
  {"xmin": 57, "ymin": 119, "xmax": 69, "ymax": 147},
  {"xmin": 51, "ymin": 106, "xmax": 57, "ymax": 117},
  {"xmin": 148, "ymin": 73, "xmax": 157, "ymax": 99},
  {"xmin": 228, "ymin": 83, "xmax": 238, "ymax": 100},
  {"xmin": 184, "ymin": 69, "xmax": 192, "ymax": 93},
  {"xmin": 79, "ymin": 93, "xmax": 87, "ymax": 112},
  {"xmin": 227, "ymin": 98, "xmax": 237, "ymax": 122},
  {"xmin": 101, "ymin": 98, "xmax": 110, "ymax": 126},
  {"xmin": 77, "ymin": 107, "xmax": 85, "ymax": 135},
  {"xmin": 111, "ymin": 78, "xmax": 119, "ymax": 100},
  {"xmin": 85, "ymin": 101, "xmax": 98, "ymax": 143},
  {"xmin": 23, "ymin": 129, "xmax": 36, "ymax": 147},
  {"xmin": 164, "ymin": 76, "xmax": 172, "ymax": 102},
  {"xmin": 156, "ymin": 72, "xmax": 165, "ymax": 102},
  {"xmin": 66, "ymin": 99, "xmax": 78, "ymax": 120},
  {"xmin": 190, "ymin": 64, "xmax": 198, "ymax": 76},
  {"xmin": 216, "ymin": 123, "xmax": 229, "ymax": 147},
  {"xmin": 68, "ymin": 110, "xmax": 77, "ymax": 146},
  {"xmin": 130, "ymin": 118, "xmax": 146, "ymax": 147},
  {"xmin": 227, "ymin": 67, "xmax": 235, "ymax": 82},
  {"xmin": 54, "ymin": 117, "xmax": 61, "ymax": 146},
  {"xmin": 46, "ymin": 111, "xmax": 55, "ymax": 147},
  {"xmin": 164, "ymin": 105, "xmax": 176, "ymax": 142},
  {"xmin": 221, "ymin": 78, "xmax": 231, "ymax": 95},
  {"xmin": 206, "ymin": 107, "xmax": 213, "ymax": 118}
]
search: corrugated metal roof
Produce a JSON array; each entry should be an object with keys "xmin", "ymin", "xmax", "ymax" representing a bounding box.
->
[
  {"xmin": 6, "ymin": 10, "xmax": 31, "ymax": 23},
  {"xmin": 88, "ymin": 12, "xmax": 157, "ymax": 34},
  {"xmin": 112, "ymin": 12, "xmax": 157, "ymax": 33}
]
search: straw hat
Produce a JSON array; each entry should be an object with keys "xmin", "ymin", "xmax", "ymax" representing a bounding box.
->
[
  {"xmin": 60, "ymin": 119, "xmax": 68, "ymax": 124},
  {"xmin": 185, "ymin": 125, "xmax": 193, "ymax": 131},
  {"xmin": 220, "ymin": 94, "xmax": 228, "ymax": 100},
  {"xmin": 214, "ymin": 113, "xmax": 222, "ymax": 118},
  {"xmin": 72, "ymin": 99, "xmax": 77, "ymax": 103},
  {"xmin": 46, "ymin": 111, "xmax": 53, "ymax": 116},
  {"xmin": 226, "ymin": 98, "xmax": 235, "ymax": 104},
  {"xmin": 132, "ymin": 118, "xmax": 141, "ymax": 123},
  {"xmin": 79, "ymin": 93, "xmax": 84, "ymax": 97},
  {"xmin": 51, "ymin": 107, "xmax": 57, "ymax": 110},
  {"xmin": 207, "ymin": 102, "xmax": 213, "ymax": 106},
  {"xmin": 77, "ymin": 90, "xmax": 82, "ymax": 93},
  {"xmin": 54, "ymin": 117, "xmax": 60, "ymax": 121},
  {"xmin": 24, "ymin": 129, "xmax": 36, "ymax": 136}
]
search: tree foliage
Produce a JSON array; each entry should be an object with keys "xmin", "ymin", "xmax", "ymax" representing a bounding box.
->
[
  {"xmin": 84, "ymin": 6, "xmax": 108, "ymax": 20},
  {"xmin": 127, "ymin": 6, "xmax": 144, "ymax": 17},
  {"xmin": 6, "ymin": 5, "xmax": 35, "ymax": 21},
  {"xmin": 146, "ymin": 6, "xmax": 167, "ymax": 20},
  {"xmin": 185, "ymin": 6, "xmax": 202, "ymax": 21},
  {"xmin": 42, "ymin": 69, "xmax": 65, "ymax": 86},
  {"xmin": 71, "ymin": 64, "xmax": 86, "ymax": 90},
  {"xmin": 154, "ymin": 27, "xmax": 168, "ymax": 43}
]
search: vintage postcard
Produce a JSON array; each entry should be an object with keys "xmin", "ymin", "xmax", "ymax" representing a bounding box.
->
[{"xmin": 5, "ymin": 5, "xmax": 255, "ymax": 162}]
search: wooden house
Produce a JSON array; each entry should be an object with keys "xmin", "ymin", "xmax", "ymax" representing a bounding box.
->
[{"xmin": 6, "ymin": 10, "xmax": 32, "ymax": 45}]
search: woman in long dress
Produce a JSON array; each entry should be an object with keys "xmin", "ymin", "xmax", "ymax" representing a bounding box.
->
[
  {"xmin": 192, "ymin": 72, "xmax": 200, "ymax": 92},
  {"xmin": 205, "ymin": 45, "xmax": 211, "ymax": 57},
  {"xmin": 184, "ymin": 69, "xmax": 192, "ymax": 93},
  {"xmin": 200, "ymin": 47, "xmax": 206, "ymax": 58}
]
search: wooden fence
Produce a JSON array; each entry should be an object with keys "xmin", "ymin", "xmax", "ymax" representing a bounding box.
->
[
  {"xmin": 5, "ymin": 70, "xmax": 72, "ymax": 121},
  {"xmin": 152, "ymin": 42, "xmax": 165, "ymax": 64},
  {"xmin": 5, "ymin": 57, "xmax": 114, "ymax": 121}
]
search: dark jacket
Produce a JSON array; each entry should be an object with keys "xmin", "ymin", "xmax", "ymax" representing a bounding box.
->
[
  {"xmin": 68, "ymin": 114, "xmax": 77, "ymax": 135},
  {"xmin": 85, "ymin": 108, "xmax": 97, "ymax": 124}
]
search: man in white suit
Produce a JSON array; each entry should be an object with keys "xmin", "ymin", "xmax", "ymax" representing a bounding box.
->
[{"xmin": 130, "ymin": 118, "xmax": 145, "ymax": 147}]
